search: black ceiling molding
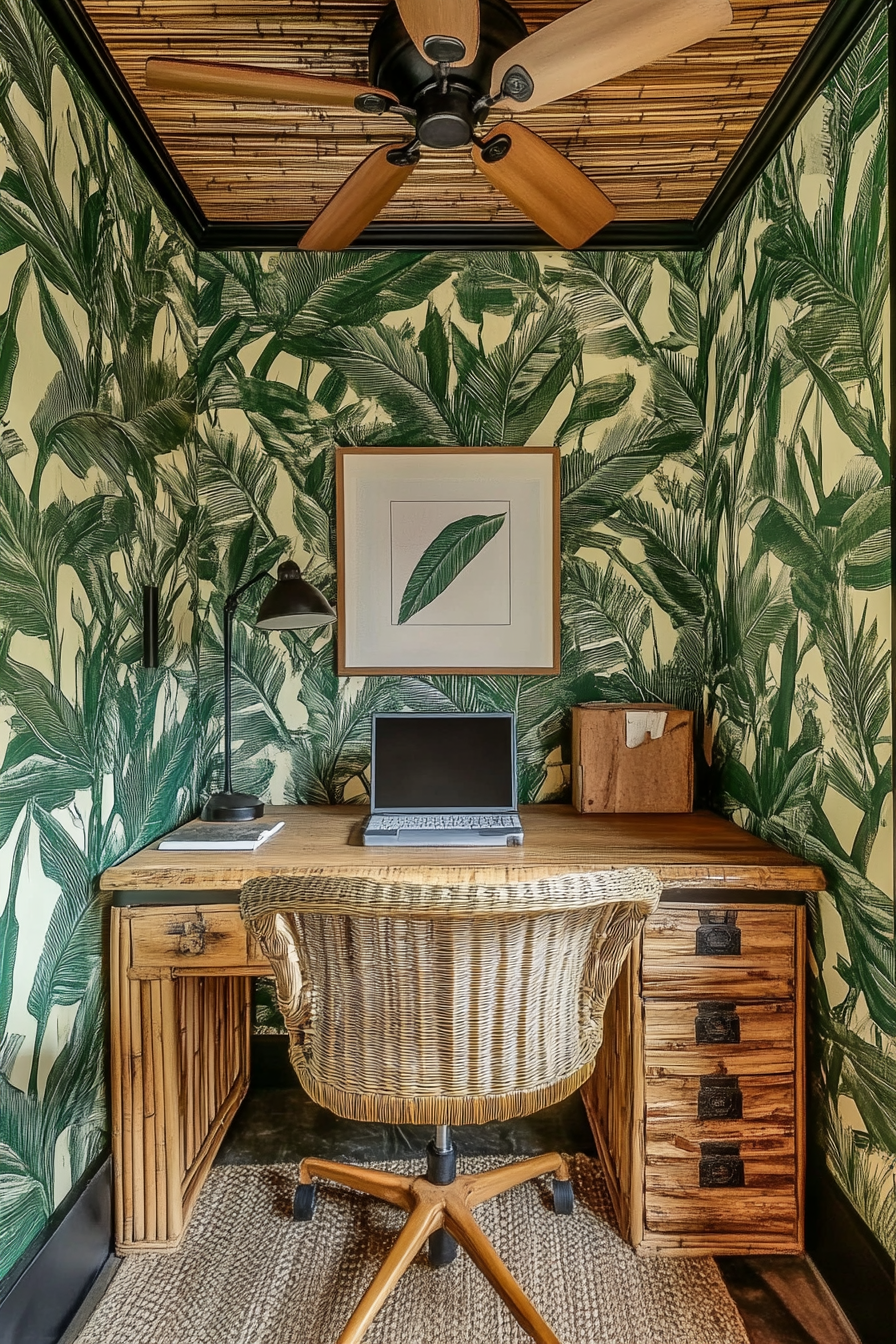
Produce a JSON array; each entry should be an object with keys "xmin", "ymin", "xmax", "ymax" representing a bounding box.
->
[
  {"xmin": 201, "ymin": 219, "xmax": 702, "ymax": 251},
  {"xmin": 31, "ymin": 0, "xmax": 885, "ymax": 253}
]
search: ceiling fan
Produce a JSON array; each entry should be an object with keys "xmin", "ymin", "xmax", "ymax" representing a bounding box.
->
[{"xmin": 146, "ymin": 0, "xmax": 732, "ymax": 250}]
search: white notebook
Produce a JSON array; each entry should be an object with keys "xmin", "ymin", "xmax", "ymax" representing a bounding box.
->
[{"xmin": 158, "ymin": 820, "xmax": 285, "ymax": 851}]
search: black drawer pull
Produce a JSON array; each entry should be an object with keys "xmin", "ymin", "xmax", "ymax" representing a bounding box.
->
[
  {"xmin": 696, "ymin": 910, "xmax": 742, "ymax": 956},
  {"xmin": 699, "ymin": 1142, "xmax": 745, "ymax": 1187},
  {"xmin": 695, "ymin": 1000, "xmax": 740, "ymax": 1044},
  {"xmin": 698, "ymin": 1074, "xmax": 743, "ymax": 1120}
]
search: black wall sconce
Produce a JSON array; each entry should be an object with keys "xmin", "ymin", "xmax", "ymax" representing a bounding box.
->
[{"xmin": 143, "ymin": 585, "xmax": 159, "ymax": 668}]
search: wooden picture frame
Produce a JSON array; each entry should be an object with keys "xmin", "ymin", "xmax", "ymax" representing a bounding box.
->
[{"xmin": 336, "ymin": 447, "xmax": 560, "ymax": 676}]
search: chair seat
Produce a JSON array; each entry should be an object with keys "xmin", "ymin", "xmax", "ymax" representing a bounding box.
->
[{"xmin": 295, "ymin": 1052, "xmax": 598, "ymax": 1126}]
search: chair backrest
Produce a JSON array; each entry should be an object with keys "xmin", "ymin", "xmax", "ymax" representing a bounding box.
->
[{"xmin": 241, "ymin": 869, "xmax": 660, "ymax": 1127}]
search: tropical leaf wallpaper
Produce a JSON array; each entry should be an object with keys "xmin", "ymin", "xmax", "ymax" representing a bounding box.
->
[
  {"xmin": 0, "ymin": 0, "xmax": 198, "ymax": 1278},
  {"xmin": 705, "ymin": 18, "xmax": 895, "ymax": 1253},
  {"xmin": 193, "ymin": 246, "xmax": 711, "ymax": 809},
  {"xmin": 0, "ymin": 0, "xmax": 891, "ymax": 1283}
]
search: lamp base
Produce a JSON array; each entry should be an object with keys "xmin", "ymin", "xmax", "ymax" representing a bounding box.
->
[{"xmin": 201, "ymin": 791, "xmax": 265, "ymax": 822}]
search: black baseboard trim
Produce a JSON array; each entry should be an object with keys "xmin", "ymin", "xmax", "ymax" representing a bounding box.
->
[
  {"xmin": 0, "ymin": 1156, "xmax": 113, "ymax": 1344},
  {"xmin": 806, "ymin": 1160, "xmax": 895, "ymax": 1344},
  {"xmin": 250, "ymin": 1030, "xmax": 298, "ymax": 1088}
]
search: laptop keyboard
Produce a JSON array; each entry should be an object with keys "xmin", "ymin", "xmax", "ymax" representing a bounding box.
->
[{"xmin": 366, "ymin": 814, "xmax": 518, "ymax": 831}]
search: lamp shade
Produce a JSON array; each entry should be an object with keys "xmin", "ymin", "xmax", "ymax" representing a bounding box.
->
[{"xmin": 255, "ymin": 560, "xmax": 336, "ymax": 630}]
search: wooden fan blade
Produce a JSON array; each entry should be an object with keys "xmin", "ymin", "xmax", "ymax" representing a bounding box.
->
[
  {"xmin": 145, "ymin": 58, "xmax": 395, "ymax": 110},
  {"xmin": 299, "ymin": 145, "xmax": 417, "ymax": 250},
  {"xmin": 395, "ymin": 0, "xmax": 480, "ymax": 64},
  {"xmin": 491, "ymin": 0, "xmax": 732, "ymax": 111},
  {"xmin": 472, "ymin": 123, "xmax": 615, "ymax": 248}
]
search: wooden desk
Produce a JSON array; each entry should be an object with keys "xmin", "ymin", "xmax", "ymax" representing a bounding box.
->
[
  {"xmin": 102, "ymin": 804, "xmax": 824, "ymax": 893},
  {"xmin": 102, "ymin": 806, "xmax": 825, "ymax": 1257}
]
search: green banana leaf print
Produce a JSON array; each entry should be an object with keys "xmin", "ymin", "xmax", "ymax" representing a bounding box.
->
[
  {"xmin": 703, "ymin": 13, "xmax": 894, "ymax": 1254},
  {"xmin": 0, "ymin": 0, "xmax": 891, "ymax": 1281},
  {"xmin": 398, "ymin": 512, "xmax": 507, "ymax": 623},
  {"xmin": 0, "ymin": 0, "xmax": 198, "ymax": 1277}
]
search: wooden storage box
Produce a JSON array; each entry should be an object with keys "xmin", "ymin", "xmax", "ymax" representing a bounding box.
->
[{"xmin": 571, "ymin": 702, "xmax": 694, "ymax": 813}]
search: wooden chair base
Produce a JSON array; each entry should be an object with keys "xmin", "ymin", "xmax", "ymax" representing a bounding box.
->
[{"xmin": 298, "ymin": 1152, "xmax": 571, "ymax": 1344}]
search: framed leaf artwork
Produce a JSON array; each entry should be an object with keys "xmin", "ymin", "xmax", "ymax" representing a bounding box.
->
[{"xmin": 336, "ymin": 448, "xmax": 560, "ymax": 675}]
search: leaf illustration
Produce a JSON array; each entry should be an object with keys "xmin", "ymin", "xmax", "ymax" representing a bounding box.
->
[
  {"xmin": 0, "ymin": 809, "xmax": 28, "ymax": 1039},
  {"xmin": 789, "ymin": 337, "xmax": 888, "ymax": 471},
  {"xmin": 451, "ymin": 305, "xmax": 580, "ymax": 446},
  {"xmin": 398, "ymin": 512, "xmax": 506, "ymax": 624},
  {"xmin": 0, "ymin": 1143, "xmax": 47, "ymax": 1269},
  {"xmin": 0, "ymin": 259, "xmax": 29, "ymax": 418},
  {"xmin": 455, "ymin": 253, "xmax": 543, "ymax": 324},
  {"xmin": 25, "ymin": 806, "xmax": 97, "ymax": 1094},
  {"xmin": 832, "ymin": 486, "xmax": 890, "ymax": 563},
  {"xmin": 554, "ymin": 373, "xmax": 636, "ymax": 446}
]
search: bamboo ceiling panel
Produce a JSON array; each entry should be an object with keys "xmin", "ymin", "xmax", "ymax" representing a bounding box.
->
[{"xmin": 80, "ymin": 0, "xmax": 828, "ymax": 224}]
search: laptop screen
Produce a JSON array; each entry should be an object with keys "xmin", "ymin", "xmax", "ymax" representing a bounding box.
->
[{"xmin": 371, "ymin": 714, "xmax": 516, "ymax": 812}]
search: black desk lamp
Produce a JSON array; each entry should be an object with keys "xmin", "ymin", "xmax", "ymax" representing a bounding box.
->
[{"xmin": 201, "ymin": 560, "xmax": 336, "ymax": 822}]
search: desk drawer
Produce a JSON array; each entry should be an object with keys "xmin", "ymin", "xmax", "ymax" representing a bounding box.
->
[
  {"xmin": 645, "ymin": 1186, "xmax": 799, "ymax": 1239},
  {"xmin": 130, "ymin": 908, "xmax": 250, "ymax": 968},
  {"xmin": 646, "ymin": 1073, "xmax": 795, "ymax": 1132},
  {"xmin": 645, "ymin": 1000, "xmax": 795, "ymax": 1076},
  {"xmin": 642, "ymin": 906, "xmax": 796, "ymax": 998},
  {"xmin": 645, "ymin": 1119, "xmax": 797, "ymax": 1238}
]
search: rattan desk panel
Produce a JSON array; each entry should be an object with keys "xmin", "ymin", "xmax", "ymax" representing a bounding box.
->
[{"xmin": 106, "ymin": 807, "xmax": 821, "ymax": 1255}]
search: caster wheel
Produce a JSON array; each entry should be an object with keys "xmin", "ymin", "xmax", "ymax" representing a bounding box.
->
[
  {"xmin": 552, "ymin": 1179, "xmax": 574, "ymax": 1215},
  {"xmin": 428, "ymin": 1228, "xmax": 458, "ymax": 1267},
  {"xmin": 293, "ymin": 1182, "xmax": 317, "ymax": 1222}
]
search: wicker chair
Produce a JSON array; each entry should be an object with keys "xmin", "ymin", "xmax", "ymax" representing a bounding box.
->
[{"xmin": 241, "ymin": 868, "xmax": 660, "ymax": 1344}]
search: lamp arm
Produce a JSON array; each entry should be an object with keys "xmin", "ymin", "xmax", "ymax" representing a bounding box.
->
[
  {"xmin": 224, "ymin": 568, "xmax": 274, "ymax": 612},
  {"xmin": 222, "ymin": 568, "xmax": 272, "ymax": 795}
]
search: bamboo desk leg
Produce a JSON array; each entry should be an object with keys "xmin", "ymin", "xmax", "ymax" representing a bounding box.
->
[{"xmin": 111, "ymin": 907, "xmax": 254, "ymax": 1254}]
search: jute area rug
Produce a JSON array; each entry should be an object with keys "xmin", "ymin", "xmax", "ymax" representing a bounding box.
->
[{"xmin": 75, "ymin": 1156, "xmax": 749, "ymax": 1344}]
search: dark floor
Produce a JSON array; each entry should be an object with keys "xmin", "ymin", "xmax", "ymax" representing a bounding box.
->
[
  {"xmin": 218, "ymin": 1036, "xmax": 596, "ymax": 1167},
  {"xmin": 217, "ymin": 1038, "xmax": 859, "ymax": 1344},
  {"xmin": 717, "ymin": 1258, "xmax": 859, "ymax": 1344}
]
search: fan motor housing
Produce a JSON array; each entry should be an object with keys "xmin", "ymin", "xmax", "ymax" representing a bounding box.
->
[
  {"xmin": 369, "ymin": 0, "xmax": 528, "ymax": 148},
  {"xmin": 414, "ymin": 87, "xmax": 476, "ymax": 148}
]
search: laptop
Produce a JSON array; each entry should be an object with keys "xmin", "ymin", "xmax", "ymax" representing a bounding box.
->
[{"xmin": 362, "ymin": 713, "xmax": 524, "ymax": 847}]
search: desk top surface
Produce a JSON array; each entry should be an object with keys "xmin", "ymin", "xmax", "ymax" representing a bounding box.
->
[{"xmin": 100, "ymin": 805, "xmax": 825, "ymax": 893}]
